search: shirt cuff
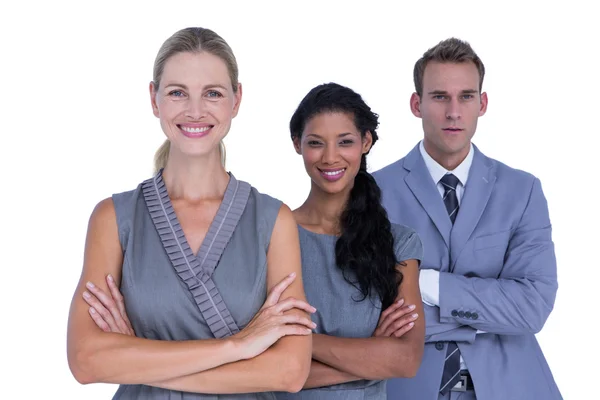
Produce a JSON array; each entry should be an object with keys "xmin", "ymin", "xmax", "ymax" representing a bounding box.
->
[{"xmin": 419, "ymin": 269, "xmax": 440, "ymax": 307}]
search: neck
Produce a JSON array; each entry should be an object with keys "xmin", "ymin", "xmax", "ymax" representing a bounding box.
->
[
  {"xmin": 296, "ymin": 181, "xmax": 353, "ymax": 235},
  {"xmin": 162, "ymin": 149, "xmax": 229, "ymax": 201},
  {"xmin": 424, "ymin": 140, "xmax": 470, "ymax": 171}
]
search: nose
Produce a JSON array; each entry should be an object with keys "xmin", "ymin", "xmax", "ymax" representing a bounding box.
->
[
  {"xmin": 445, "ymin": 99, "xmax": 461, "ymax": 121},
  {"xmin": 321, "ymin": 143, "xmax": 339, "ymax": 165},
  {"xmin": 185, "ymin": 97, "xmax": 206, "ymax": 120}
]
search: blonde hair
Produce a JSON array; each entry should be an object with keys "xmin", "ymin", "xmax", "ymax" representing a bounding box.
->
[{"xmin": 151, "ymin": 27, "xmax": 238, "ymax": 173}]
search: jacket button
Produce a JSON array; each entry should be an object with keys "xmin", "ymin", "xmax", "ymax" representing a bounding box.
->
[
  {"xmin": 472, "ymin": 313, "xmax": 479, "ymax": 320},
  {"xmin": 451, "ymin": 310, "xmax": 458, "ymax": 317},
  {"xmin": 435, "ymin": 342, "xmax": 444, "ymax": 351},
  {"xmin": 458, "ymin": 311, "xmax": 465, "ymax": 318},
  {"xmin": 465, "ymin": 311, "xmax": 472, "ymax": 319}
]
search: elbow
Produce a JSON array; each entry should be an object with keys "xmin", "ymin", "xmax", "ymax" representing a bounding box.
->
[
  {"xmin": 390, "ymin": 342, "xmax": 424, "ymax": 379},
  {"xmin": 68, "ymin": 345, "xmax": 102, "ymax": 385},
  {"xmin": 276, "ymin": 346, "xmax": 311, "ymax": 393},
  {"xmin": 280, "ymin": 356, "xmax": 310, "ymax": 393}
]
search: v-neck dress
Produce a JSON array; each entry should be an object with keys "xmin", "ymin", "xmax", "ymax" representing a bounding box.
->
[{"xmin": 110, "ymin": 171, "xmax": 282, "ymax": 400}]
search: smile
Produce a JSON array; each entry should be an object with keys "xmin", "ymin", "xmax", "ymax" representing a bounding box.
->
[
  {"xmin": 318, "ymin": 168, "xmax": 346, "ymax": 182},
  {"xmin": 178, "ymin": 124, "xmax": 212, "ymax": 138}
]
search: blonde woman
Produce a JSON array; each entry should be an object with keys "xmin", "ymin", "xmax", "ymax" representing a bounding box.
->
[{"xmin": 67, "ymin": 27, "xmax": 313, "ymax": 399}]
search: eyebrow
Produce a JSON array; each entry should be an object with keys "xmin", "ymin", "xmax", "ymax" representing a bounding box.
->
[
  {"xmin": 305, "ymin": 132, "xmax": 355, "ymax": 139},
  {"xmin": 163, "ymin": 82, "xmax": 229, "ymax": 91},
  {"xmin": 427, "ymin": 89, "xmax": 478, "ymax": 95}
]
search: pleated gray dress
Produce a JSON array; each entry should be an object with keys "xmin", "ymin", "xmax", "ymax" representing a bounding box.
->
[
  {"xmin": 111, "ymin": 170, "xmax": 282, "ymax": 400},
  {"xmin": 276, "ymin": 223, "xmax": 423, "ymax": 400}
]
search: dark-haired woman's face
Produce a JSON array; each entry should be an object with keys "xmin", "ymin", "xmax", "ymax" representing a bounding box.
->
[{"xmin": 294, "ymin": 112, "xmax": 372, "ymax": 195}]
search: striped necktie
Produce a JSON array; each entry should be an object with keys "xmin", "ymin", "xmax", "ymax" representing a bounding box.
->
[{"xmin": 439, "ymin": 173, "xmax": 462, "ymax": 394}]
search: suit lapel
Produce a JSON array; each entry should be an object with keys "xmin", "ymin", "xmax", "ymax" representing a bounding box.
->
[
  {"xmin": 403, "ymin": 145, "xmax": 452, "ymax": 248},
  {"xmin": 450, "ymin": 147, "xmax": 497, "ymax": 269}
]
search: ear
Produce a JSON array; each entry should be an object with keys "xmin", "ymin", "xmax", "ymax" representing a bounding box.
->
[
  {"xmin": 231, "ymin": 82, "xmax": 243, "ymax": 118},
  {"xmin": 479, "ymin": 91, "xmax": 488, "ymax": 116},
  {"xmin": 150, "ymin": 81, "xmax": 159, "ymax": 118},
  {"xmin": 292, "ymin": 136, "xmax": 302, "ymax": 154},
  {"xmin": 362, "ymin": 131, "xmax": 373, "ymax": 154},
  {"xmin": 410, "ymin": 92, "xmax": 422, "ymax": 118}
]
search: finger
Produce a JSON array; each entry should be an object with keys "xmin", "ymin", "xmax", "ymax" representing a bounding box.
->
[
  {"xmin": 264, "ymin": 272, "xmax": 296, "ymax": 307},
  {"xmin": 83, "ymin": 291, "xmax": 119, "ymax": 332},
  {"xmin": 391, "ymin": 322, "xmax": 415, "ymax": 338},
  {"xmin": 279, "ymin": 314, "xmax": 317, "ymax": 330},
  {"xmin": 379, "ymin": 299, "xmax": 405, "ymax": 322},
  {"xmin": 85, "ymin": 281, "xmax": 130, "ymax": 334},
  {"xmin": 279, "ymin": 324, "xmax": 314, "ymax": 337},
  {"xmin": 273, "ymin": 297, "xmax": 317, "ymax": 314},
  {"xmin": 378, "ymin": 304, "xmax": 416, "ymax": 333},
  {"xmin": 89, "ymin": 307, "xmax": 111, "ymax": 332},
  {"xmin": 106, "ymin": 274, "xmax": 134, "ymax": 331},
  {"xmin": 383, "ymin": 313, "xmax": 419, "ymax": 337}
]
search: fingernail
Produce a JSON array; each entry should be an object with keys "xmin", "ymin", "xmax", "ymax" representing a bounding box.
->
[
  {"xmin": 311, "ymin": 307, "xmax": 317, "ymax": 312},
  {"xmin": 86, "ymin": 281, "xmax": 95, "ymax": 289},
  {"xmin": 397, "ymin": 299, "xmax": 405, "ymax": 305},
  {"xmin": 289, "ymin": 272, "xmax": 296, "ymax": 278},
  {"xmin": 107, "ymin": 274, "xmax": 113, "ymax": 282},
  {"xmin": 412, "ymin": 313, "xmax": 419, "ymax": 318},
  {"xmin": 408, "ymin": 304, "xmax": 416, "ymax": 310},
  {"xmin": 408, "ymin": 322, "xmax": 414, "ymax": 327},
  {"xmin": 90, "ymin": 307, "xmax": 96, "ymax": 314},
  {"xmin": 82, "ymin": 291, "xmax": 91, "ymax": 299}
]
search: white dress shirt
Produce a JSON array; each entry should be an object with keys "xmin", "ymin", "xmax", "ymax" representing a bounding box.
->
[{"xmin": 418, "ymin": 140, "xmax": 480, "ymax": 370}]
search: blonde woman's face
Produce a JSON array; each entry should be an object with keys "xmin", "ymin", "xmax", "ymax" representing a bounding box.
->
[{"xmin": 150, "ymin": 51, "xmax": 241, "ymax": 160}]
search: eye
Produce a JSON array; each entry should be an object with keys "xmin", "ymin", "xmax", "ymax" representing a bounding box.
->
[
  {"xmin": 433, "ymin": 95, "xmax": 446, "ymax": 100},
  {"xmin": 168, "ymin": 90, "xmax": 185, "ymax": 97},
  {"xmin": 340, "ymin": 139, "xmax": 355, "ymax": 145},
  {"xmin": 462, "ymin": 94, "xmax": 475, "ymax": 100},
  {"xmin": 307, "ymin": 140, "xmax": 323, "ymax": 147},
  {"xmin": 206, "ymin": 90, "xmax": 223, "ymax": 98}
]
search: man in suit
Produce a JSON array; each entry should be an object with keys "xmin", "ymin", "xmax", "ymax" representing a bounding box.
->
[{"xmin": 373, "ymin": 38, "xmax": 562, "ymax": 399}]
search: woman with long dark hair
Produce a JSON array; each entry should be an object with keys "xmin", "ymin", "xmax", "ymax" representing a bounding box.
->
[{"xmin": 277, "ymin": 82, "xmax": 425, "ymax": 399}]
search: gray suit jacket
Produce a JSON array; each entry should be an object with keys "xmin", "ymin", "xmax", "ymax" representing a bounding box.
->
[{"xmin": 373, "ymin": 143, "xmax": 562, "ymax": 400}]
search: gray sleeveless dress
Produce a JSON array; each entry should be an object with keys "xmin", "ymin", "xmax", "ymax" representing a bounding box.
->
[
  {"xmin": 276, "ymin": 223, "xmax": 423, "ymax": 400},
  {"xmin": 111, "ymin": 171, "xmax": 282, "ymax": 400}
]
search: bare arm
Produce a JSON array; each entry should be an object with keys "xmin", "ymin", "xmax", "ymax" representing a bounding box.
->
[
  {"xmin": 303, "ymin": 360, "xmax": 361, "ymax": 389},
  {"xmin": 149, "ymin": 204, "xmax": 313, "ymax": 393},
  {"xmin": 67, "ymin": 199, "xmax": 244, "ymax": 385},
  {"xmin": 311, "ymin": 260, "xmax": 425, "ymax": 379}
]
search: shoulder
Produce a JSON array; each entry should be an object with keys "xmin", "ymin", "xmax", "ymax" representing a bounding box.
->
[
  {"xmin": 391, "ymin": 223, "xmax": 423, "ymax": 263},
  {"xmin": 372, "ymin": 157, "xmax": 408, "ymax": 182},
  {"xmin": 478, "ymin": 148, "xmax": 539, "ymax": 189}
]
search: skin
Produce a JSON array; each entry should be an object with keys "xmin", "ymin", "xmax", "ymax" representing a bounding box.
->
[
  {"xmin": 66, "ymin": 51, "xmax": 314, "ymax": 394},
  {"xmin": 410, "ymin": 61, "xmax": 488, "ymax": 170}
]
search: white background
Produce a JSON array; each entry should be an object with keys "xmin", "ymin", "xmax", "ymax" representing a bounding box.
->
[{"xmin": 1, "ymin": 0, "xmax": 597, "ymax": 398}]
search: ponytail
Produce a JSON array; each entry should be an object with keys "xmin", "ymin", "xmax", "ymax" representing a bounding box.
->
[
  {"xmin": 152, "ymin": 139, "xmax": 227, "ymax": 173},
  {"xmin": 335, "ymin": 154, "xmax": 402, "ymax": 309}
]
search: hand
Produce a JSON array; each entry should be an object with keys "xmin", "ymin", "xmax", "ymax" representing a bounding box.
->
[
  {"xmin": 373, "ymin": 299, "xmax": 418, "ymax": 338},
  {"xmin": 82, "ymin": 274, "xmax": 135, "ymax": 336},
  {"xmin": 231, "ymin": 272, "xmax": 316, "ymax": 360}
]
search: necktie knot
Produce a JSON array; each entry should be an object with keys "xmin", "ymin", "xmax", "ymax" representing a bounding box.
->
[{"xmin": 440, "ymin": 173, "xmax": 460, "ymax": 191}]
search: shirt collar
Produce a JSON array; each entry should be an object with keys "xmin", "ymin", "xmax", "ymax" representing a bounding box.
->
[{"xmin": 419, "ymin": 140, "xmax": 474, "ymax": 186}]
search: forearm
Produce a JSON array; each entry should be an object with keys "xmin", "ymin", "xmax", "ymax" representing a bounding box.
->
[
  {"xmin": 439, "ymin": 272, "xmax": 557, "ymax": 335},
  {"xmin": 311, "ymin": 334, "xmax": 422, "ymax": 380},
  {"xmin": 151, "ymin": 336, "xmax": 312, "ymax": 394},
  {"xmin": 303, "ymin": 360, "xmax": 361, "ymax": 389},
  {"xmin": 69, "ymin": 331, "xmax": 239, "ymax": 384},
  {"xmin": 423, "ymin": 304, "xmax": 477, "ymax": 343}
]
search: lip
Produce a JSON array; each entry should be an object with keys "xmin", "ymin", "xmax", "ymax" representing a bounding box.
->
[
  {"xmin": 443, "ymin": 127, "xmax": 463, "ymax": 135},
  {"xmin": 178, "ymin": 123, "xmax": 213, "ymax": 139},
  {"xmin": 318, "ymin": 168, "xmax": 346, "ymax": 182}
]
